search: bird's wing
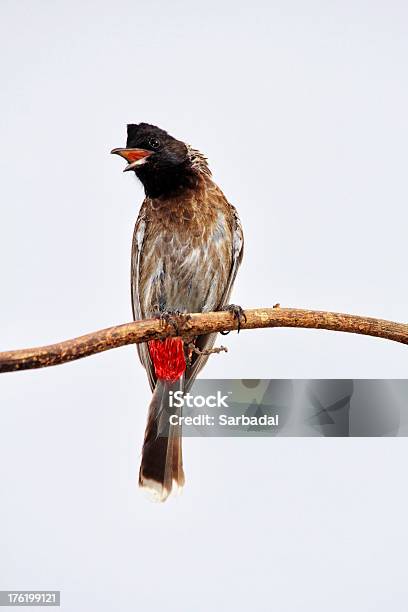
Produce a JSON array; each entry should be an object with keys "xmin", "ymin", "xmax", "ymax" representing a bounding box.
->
[
  {"xmin": 217, "ymin": 203, "xmax": 244, "ymax": 309},
  {"xmin": 131, "ymin": 204, "xmax": 157, "ymax": 391},
  {"xmin": 185, "ymin": 201, "xmax": 244, "ymax": 391}
]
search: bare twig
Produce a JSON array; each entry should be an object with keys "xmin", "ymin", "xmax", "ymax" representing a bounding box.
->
[
  {"xmin": 0, "ymin": 307, "xmax": 407, "ymax": 374},
  {"xmin": 185, "ymin": 342, "xmax": 228, "ymax": 366}
]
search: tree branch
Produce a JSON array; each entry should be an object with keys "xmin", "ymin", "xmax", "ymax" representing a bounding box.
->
[{"xmin": 0, "ymin": 307, "xmax": 407, "ymax": 374}]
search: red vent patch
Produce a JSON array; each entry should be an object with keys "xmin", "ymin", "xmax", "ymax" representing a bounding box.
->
[{"xmin": 148, "ymin": 337, "xmax": 186, "ymax": 381}]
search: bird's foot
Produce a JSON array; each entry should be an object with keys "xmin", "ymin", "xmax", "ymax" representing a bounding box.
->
[
  {"xmin": 221, "ymin": 304, "xmax": 247, "ymax": 335},
  {"xmin": 154, "ymin": 309, "xmax": 191, "ymax": 335}
]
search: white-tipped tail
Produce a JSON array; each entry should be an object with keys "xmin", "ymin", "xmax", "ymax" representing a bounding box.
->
[{"xmin": 139, "ymin": 378, "xmax": 185, "ymax": 502}]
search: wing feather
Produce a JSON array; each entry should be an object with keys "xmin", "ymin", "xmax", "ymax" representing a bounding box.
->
[
  {"xmin": 184, "ymin": 203, "xmax": 244, "ymax": 390},
  {"xmin": 131, "ymin": 204, "xmax": 157, "ymax": 391}
]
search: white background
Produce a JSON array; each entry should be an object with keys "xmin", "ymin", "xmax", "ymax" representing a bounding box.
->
[{"xmin": 1, "ymin": 1, "xmax": 408, "ymax": 610}]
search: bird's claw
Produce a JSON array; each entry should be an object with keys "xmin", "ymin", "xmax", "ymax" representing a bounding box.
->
[
  {"xmin": 154, "ymin": 309, "xmax": 190, "ymax": 335},
  {"xmin": 222, "ymin": 304, "xmax": 247, "ymax": 334}
]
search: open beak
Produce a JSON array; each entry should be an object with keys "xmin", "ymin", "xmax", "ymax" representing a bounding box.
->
[{"xmin": 111, "ymin": 147, "xmax": 152, "ymax": 172}]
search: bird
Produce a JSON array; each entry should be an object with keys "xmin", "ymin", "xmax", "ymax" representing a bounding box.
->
[{"xmin": 111, "ymin": 123, "xmax": 244, "ymax": 501}]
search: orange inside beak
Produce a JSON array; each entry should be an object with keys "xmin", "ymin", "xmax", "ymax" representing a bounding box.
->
[{"xmin": 111, "ymin": 148, "xmax": 152, "ymax": 171}]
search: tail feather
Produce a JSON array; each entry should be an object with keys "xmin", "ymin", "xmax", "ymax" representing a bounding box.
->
[{"xmin": 139, "ymin": 378, "xmax": 185, "ymax": 502}]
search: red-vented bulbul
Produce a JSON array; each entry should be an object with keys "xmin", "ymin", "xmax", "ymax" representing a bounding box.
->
[{"xmin": 112, "ymin": 123, "xmax": 243, "ymax": 501}]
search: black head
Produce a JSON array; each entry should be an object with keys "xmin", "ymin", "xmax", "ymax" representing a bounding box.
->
[{"xmin": 111, "ymin": 123, "xmax": 198, "ymax": 198}]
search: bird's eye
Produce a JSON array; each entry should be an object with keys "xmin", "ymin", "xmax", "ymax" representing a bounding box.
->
[{"xmin": 148, "ymin": 137, "xmax": 161, "ymax": 150}]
